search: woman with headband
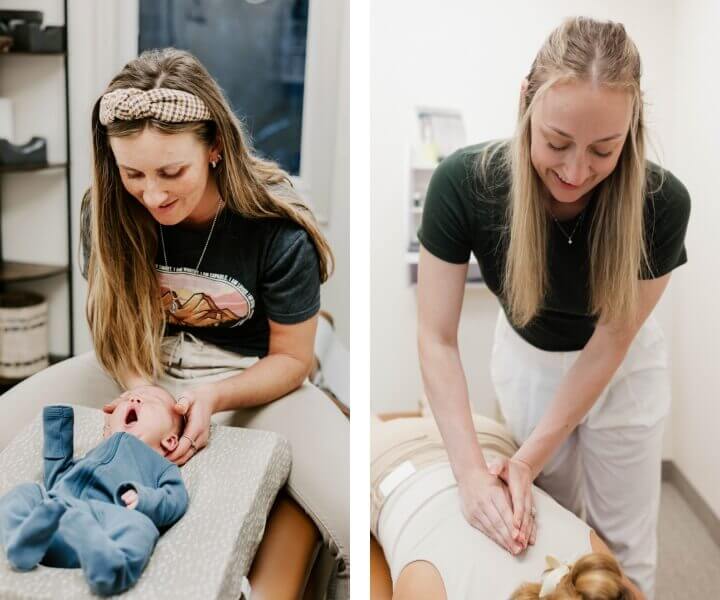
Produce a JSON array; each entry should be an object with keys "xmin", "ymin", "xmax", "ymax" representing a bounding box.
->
[
  {"xmin": 0, "ymin": 48, "xmax": 348, "ymax": 597},
  {"xmin": 416, "ymin": 17, "xmax": 689, "ymax": 598}
]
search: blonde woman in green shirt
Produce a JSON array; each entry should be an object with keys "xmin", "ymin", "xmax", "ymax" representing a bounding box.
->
[{"xmin": 417, "ymin": 17, "xmax": 689, "ymax": 598}]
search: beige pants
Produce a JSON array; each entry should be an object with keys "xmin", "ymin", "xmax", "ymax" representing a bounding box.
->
[{"xmin": 0, "ymin": 332, "xmax": 349, "ymax": 583}]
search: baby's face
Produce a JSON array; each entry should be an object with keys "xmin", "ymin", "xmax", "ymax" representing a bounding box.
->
[{"xmin": 104, "ymin": 386, "xmax": 183, "ymax": 455}]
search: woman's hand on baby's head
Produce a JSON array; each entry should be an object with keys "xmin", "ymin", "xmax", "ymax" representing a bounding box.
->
[
  {"xmin": 165, "ymin": 384, "xmax": 216, "ymax": 466},
  {"xmin": 121, "ymin": 489, "xmax": 139, "ymax": 510}
]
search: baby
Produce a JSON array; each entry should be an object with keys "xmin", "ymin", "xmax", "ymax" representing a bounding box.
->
[{"xmin": 0, "ymin": 386, "xmax": 189, "ymax": 596}]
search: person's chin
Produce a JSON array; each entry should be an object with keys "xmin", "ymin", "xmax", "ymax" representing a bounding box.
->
[
  {"xmin": 547, "ymin": 178, "xmax": 587, "ymax": 203},
  {"xmin": 151, "ymin": 201, "xmax": 188, "ymax": 225}
]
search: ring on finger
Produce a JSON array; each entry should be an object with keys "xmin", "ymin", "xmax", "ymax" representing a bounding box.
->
[
  {"xmin": 181, "ymin": 434, "xmax": 198, "ymax": 450},
  {"xmin": 530, "ymin": 505, "xmax": 537, "ymax": 517}
]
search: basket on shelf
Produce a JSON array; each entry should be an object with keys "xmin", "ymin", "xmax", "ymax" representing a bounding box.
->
[{"xmin": 0, "ymin": 290, "xmax": 48, "ymax": 379}]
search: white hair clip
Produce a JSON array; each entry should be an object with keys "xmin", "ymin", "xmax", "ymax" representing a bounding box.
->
[{"xmin": 539, "ymin": 555, "xmax": 572, "ymax": 598}]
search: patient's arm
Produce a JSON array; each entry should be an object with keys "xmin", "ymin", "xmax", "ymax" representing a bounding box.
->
[
  {"xmin": 589, "ymin": 530, "xmax": 645, "ymax": 600},
  {"xmin": 371, "ymin": 534, "xmax": 395, "ymax": 600},
  {"xmin": 248, "ymin": 493, "xmax": 319, "ymax": 600},
  {"xmin": 42, "ymin": 405, "xmax": 77, "ymax": 489}
]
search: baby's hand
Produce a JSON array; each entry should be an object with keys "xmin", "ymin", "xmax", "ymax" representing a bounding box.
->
[{"xmin": 121, "ymin": 489, "xmax": 139, "ymax": 510}]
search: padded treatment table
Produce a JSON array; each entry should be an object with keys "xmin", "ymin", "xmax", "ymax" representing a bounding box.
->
[{"xmin": 0, "ymin": 405, "xmax": 291, "ymax": 599}]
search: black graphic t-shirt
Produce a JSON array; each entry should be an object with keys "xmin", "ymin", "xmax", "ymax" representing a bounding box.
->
[{"xmin": 82, "ymin": 205, "xmax": 321, "ymax": 357}]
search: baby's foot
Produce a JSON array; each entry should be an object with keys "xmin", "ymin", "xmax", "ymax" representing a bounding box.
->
[{"xmin": 5, "ymin": 499, "xmax": 66, "ymax": 571}]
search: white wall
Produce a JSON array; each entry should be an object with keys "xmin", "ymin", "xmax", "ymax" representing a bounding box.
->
[
  {"xmin": 666, "ymin": 0, "xmax": 720, "ymax": 517},
  {"xmin": 370, "ymin": 0, "xmax": 680, "ymax": 464},
  {"xmin": 319, "ymin": 0, "xmax": 350, "ymax": 346}
]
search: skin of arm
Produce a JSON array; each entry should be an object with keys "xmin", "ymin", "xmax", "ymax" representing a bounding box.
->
[
  {"xmin": 206, "ymin": 314, "xmax": 318, "ymax": 412},
  {"xmin": 513, "ymin": 273, "xmax": 672, "ymax": 477},
  {"xmin": 417, "ymin": 247, "xmax": 489, "ymax": 485},
  {"xmin": 590, "ymin": 530, "xmax": 646, "ymax": 600},
  {"xmin": 117, "ymin": 314, "xmax": 316, "ymax": 406},
  {"xmin": 118, "ymin": 316, "xmax": 316, "ymax": 409},
  {"xmin": 417, "ymin": 247, "xmax": 525, "ymax": 553}
]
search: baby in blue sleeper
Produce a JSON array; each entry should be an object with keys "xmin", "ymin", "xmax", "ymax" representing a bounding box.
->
[{"xmin": 0, "ymin": 385, "xmax": 189, "ymax": 596}]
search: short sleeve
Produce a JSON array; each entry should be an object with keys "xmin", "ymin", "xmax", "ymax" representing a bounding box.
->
[
  {"xmin": 261, "ymin": 226, "xmax": 321, "ymax": 324},
  {"xmin": 641, "ymin": 168, "xmax": 691, "ymax": 279},
  {"xmin": 417, "ymin": 149, "xmax": 474, "ymax": 264}
]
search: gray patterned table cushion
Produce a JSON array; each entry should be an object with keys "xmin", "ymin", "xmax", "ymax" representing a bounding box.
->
[{"xmin": 0, "ymin": 405, "xmax": 291, "ymax": 599}]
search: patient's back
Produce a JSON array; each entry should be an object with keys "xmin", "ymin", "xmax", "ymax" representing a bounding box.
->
[{"xmin": 371, "ymin": 415, "xmax": 593, "ymax": 598}]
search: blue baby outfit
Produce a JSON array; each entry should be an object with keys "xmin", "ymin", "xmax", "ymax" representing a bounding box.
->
[{"xmin": 0, "ymin": 405, "xmax": 189, "ymax": 596}]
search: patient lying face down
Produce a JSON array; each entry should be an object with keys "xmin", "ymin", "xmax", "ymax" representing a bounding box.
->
[{"xmin": 0, "ymin": 386, "xmax": 189, "ymax": 597}]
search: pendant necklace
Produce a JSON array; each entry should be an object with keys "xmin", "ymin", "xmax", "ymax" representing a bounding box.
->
[
  {"xmin": 159, "ymin": 195, "xmax": 224, "ymax": 313},
  {"xmin": 548, "ymin": 204, "xmax": 588, "ymax": 246}
]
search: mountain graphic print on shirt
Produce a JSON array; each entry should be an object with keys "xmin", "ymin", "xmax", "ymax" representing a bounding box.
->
[
  {"xmin": 156, "ymin": 265, "xmax": 255, "ymax": 328},
  {"xmin": 80, "ymin": 185, "xmax": 322, "ymax": 358}
]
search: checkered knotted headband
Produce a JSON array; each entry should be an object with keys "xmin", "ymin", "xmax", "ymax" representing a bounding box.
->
[{"xmin": 99, "ymin": 87, "xmax": 212, "ymax": 125}]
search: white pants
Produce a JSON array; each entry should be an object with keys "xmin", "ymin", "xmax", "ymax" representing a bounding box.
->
[{"xmin": 490, "ymin": 309, "xmax": 670, "ymax": 599}]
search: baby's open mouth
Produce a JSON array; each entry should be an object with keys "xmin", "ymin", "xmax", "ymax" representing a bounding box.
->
[{"xmin": 125, "ymin": 408, "xmax": 139, "ymax": 426}]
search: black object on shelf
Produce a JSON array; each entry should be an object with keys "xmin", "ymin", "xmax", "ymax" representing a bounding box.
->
[
  {"xmin": 0, "ymin": 11, "xmax": 43, "ymax": 28},
  {"xmin": 9, "ymin": 24, "xmax": 65, "ymax": 54},
  {"xmin": 0, "ymin": 137, "xmax": 47, "ymax": 167},
  {"xmin": 0, "ymin": 162, "xmax": 65, "ymax": 173}
]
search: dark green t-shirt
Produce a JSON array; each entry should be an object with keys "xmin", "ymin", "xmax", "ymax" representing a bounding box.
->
[{"xmin": 418, "ymin": 141, "xmax": 691, "ymax": 351}]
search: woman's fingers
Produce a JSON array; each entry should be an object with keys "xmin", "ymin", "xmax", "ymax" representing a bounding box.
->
[
  {"xmin": 474, "ymin": 510, "xmax": 512, "ymax": 553},
  {"xmin": 529, "ymin": 518, "xmax": 538, "ymax": 545},
  {"xmin": 487, "ymin": 457, "xmax": 505, "ymax": 477},
  {"xmin": 518, "ymin": 492, "xmax": 534, "ymax": 545},
  {"xmin": 489, "ymin": 491, "xmax": 522, "ymax": 554},
  {"xmin": 102, "ymin": 395, "xmax": 125, "ymax": 414},
  {"xmin": 166, "ymin": 425, "xmax": 199, "ymax": 464},
  {"xmin": 173, "ymin": 394, "xmax": 193, "ymax": 415}
]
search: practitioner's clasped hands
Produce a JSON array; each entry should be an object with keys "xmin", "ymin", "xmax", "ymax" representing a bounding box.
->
[
  {"xmin": 458, "ymin": 458, "xmax": 536, "ymax": 556},
  {"xmin": 488, "ymin": 455, "xmax": 537, "ymax": 550}
]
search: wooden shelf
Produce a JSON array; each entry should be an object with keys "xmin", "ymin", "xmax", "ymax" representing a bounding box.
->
[
  {"xmin": 0, "ymin": 354, "xmax": 68, "ymax": 388},
  {"xmin": 1, "ymin": 51, "xmax": 66, "ymax": 56},
  {"xmin": 0, "ymin": 162, "xmax": 66, "ymax": 173},
  {"xmin": 0, "ymin": 261, "xmax": 68, "ymax": 283}
]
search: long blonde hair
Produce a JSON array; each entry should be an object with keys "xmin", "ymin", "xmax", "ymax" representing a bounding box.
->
[
  {"xmin": 478, "ymin": 17, "xmax": 661, "ymax": 329},
  {"xmin": 84, "ymin": 48, "xmax": 333, "ymax": 386},
  {"xmin": 511, "ymin": 553, "xmax": 633, "ymax": 600}
]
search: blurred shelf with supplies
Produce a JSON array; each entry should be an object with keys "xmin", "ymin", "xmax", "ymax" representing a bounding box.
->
[
  {"xmin": 406, "ymin": 106, "xmax": 485, "ymax": 289},
  {"xmin": 0, "ymin": 4, "xmax": 73, "ymax": 392}
]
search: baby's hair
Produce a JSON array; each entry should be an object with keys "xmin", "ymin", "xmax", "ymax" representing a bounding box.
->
[{"xmin": 511, "ymin": 553, "xmax": 633, "ymax": 600}]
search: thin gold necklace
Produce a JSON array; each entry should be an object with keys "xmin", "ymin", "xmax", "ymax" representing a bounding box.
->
[
  {"xmin": 159, "ymin": 196, "xmax": 223, "ymax": 313},
  {"xmin": 549, "ymin": 208, "xmax": 586, "ymax": 245}
]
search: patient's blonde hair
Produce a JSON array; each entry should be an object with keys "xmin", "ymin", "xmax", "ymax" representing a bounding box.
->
[
  {"xmin": 511, "ymin": 553, "xmax": 633, "ymax": 600},
  {"xmin": 84, "ymin": 48, "xmax": 333, "ymax": 386},
  {"xmin": 477, "ymin": 16, "xmax": 661, "ymax": 329}
]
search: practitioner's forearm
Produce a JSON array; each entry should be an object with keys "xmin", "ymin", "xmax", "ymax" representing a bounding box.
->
[
  {"xmin": 514, "ymin": 333, "xmax": 628, "ymax": 478},
  {"xmin": 205, "ymin": 352, "xmax": 310, "ymax": 413},
  {"xmin": 419, "ymin": 336, "xmax": 488, "ymax": 481}
]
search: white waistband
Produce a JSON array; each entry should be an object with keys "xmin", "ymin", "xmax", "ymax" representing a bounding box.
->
[{"xmin": 377, "ymin": 462, "xmax": 457, "ymax": 550}]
